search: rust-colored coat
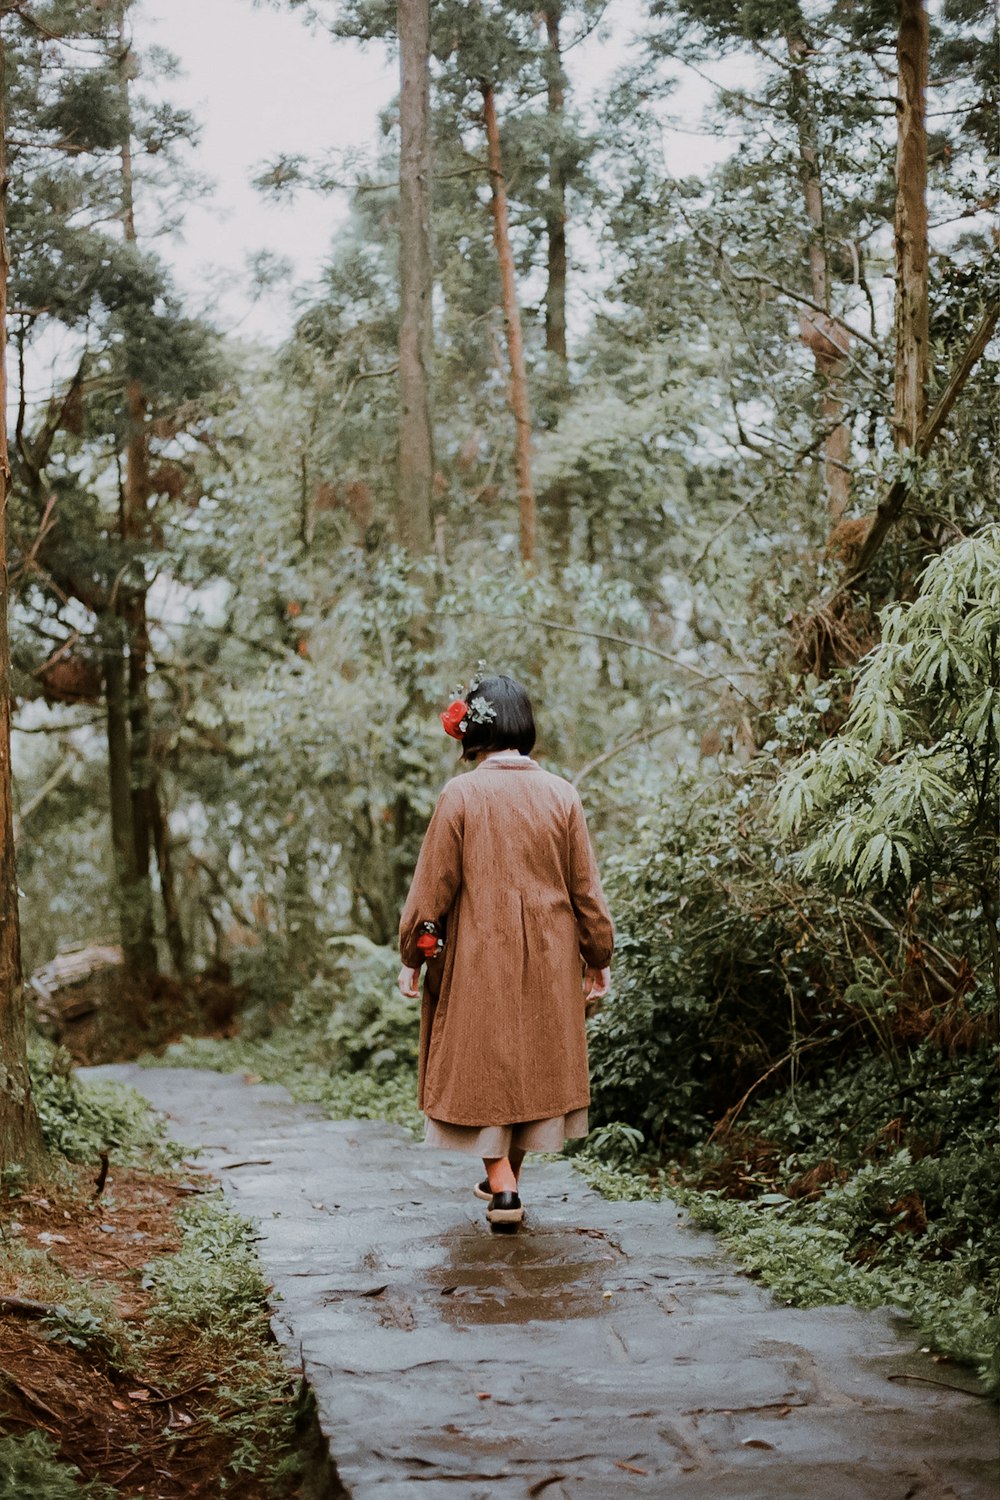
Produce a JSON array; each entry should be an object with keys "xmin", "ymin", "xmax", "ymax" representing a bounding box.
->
[{"xmin": 399, "ymin": 758, "xmax": 614, "ymax": 1126}]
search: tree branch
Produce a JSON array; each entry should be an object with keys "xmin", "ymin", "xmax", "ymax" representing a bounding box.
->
[
  {"xmin": 841, "ymin": 298, "xmax": 999, "ymax": 589},
  {"xmin": 452, "ymin": 608, "xmax": 761, "ymax": 708}
]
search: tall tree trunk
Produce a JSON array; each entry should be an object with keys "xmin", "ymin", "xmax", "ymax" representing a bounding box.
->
[
  {"xmin": 396, "ymin": 0, "xmax": 434, "ymax": 554},
  {"xmin": 894, "ymin": 0, "xmax": 929, "ymax": 450},
  {"xmin": 541, "ymin": 5, "xmax": 573, "ymax": 567},
  {"xmin": 786, "ymin": 31, "xmax": 851, "ymax": 524},
  {"xmin": 0, "ymin": 16, "xmax": 43, "ymax": 1173},
  {"xmin": 115, "ymin": 16, "xmax": 156, "ymax": 979},
  {"xmin": 543, "ymin": 5, "xmax": 567, "ymax": 368},
  {"xmin": 482, "ymin": 82, "xmax": 537, "ymax": 568}
]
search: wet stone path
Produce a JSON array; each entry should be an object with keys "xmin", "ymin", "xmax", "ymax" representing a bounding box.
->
[{"xmin": 82, "ymin": 1065, "xmax": 999, "ymax": 1499}]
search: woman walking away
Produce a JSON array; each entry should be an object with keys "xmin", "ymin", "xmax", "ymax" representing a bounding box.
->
[{"xmin": 398, "ymin": 671, "xmax": 613, "ymax": 1231}]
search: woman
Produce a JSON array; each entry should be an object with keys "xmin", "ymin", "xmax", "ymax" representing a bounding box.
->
[{"xmin": 397, "ymin": 672, "xmax": 613, "ymax": 1229}]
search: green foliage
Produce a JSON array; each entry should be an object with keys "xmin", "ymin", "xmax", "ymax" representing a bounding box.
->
[
  {"xmin": 0, "ymin": 1433, "xmax": 118, "ymax": 1500},
  {"xmin": 135, "ymin": 1201, "xmax": 318, "ymax": 1490},
  {"xmin": 26, "ymin": 1041, "xmax": 180, "ymax": 1169},
  {"xmin": 778, "ymin": 527, "xmax": 1000, "ymax": 908},
  {"xmin": 0, "ymin": 1237, "xmax": 129, "ymax": 1373},
  {"xmin": 141, "ymin": 1196, "xmax": 268, "ymax": 1336},
  {"xmin": 153, "ymin": 939, "xmax": 424, "ymax": 1134},
  {"xmin": 676, "ymin": 1126, "xmax": 1000, "ymax": 1395},
  {"xmin": 40, "ymin": 1306, "xmax": 116, "ymax": 1361}
]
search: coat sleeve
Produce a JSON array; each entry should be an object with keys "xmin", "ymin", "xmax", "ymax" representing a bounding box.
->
[
  {"xmin": 567, "ymin": 792, "xmax": 614, "ymax": 968},
  {"xmin": 399, "ymin": 784, "xmax": 464, "ymax": 968}
]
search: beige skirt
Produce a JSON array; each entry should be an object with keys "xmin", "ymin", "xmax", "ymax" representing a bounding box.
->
[{"xmin": 423, "ymin": 1107, "xmax": 589, "ymax": 1157}]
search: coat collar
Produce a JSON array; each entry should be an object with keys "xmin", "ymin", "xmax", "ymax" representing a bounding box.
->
[{"xmin": 473, "ymin": 753, "xmax": 538, "ymax": 771}]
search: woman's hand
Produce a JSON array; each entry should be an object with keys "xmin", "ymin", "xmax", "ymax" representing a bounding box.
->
[
  {"xmin": 584, "ymin": 965, "xmax": 610, "ymax": 1018},
  {"xmin": 398, "ymin": 965, "xmax": 420, "ymax": 999}
]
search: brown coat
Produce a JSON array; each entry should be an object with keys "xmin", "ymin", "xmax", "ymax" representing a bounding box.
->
[{"xmin": 399, "ymin": 757, "xmax": 614, "ymax": 1126}]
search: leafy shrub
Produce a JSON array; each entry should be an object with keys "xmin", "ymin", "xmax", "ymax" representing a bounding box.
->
[
  {"xmin": 27, "ymin": 1039, "xmax": 179, "ymax": 1168},
  {"xmin": 0, "ymin": 1433, "xmax": 117, "ymax": 1500},
  {"xmin": 153, "ymin": 938, "xmax": 423, "ymax": 1131},
  {"xmin": 321, "ymin": 937, "xmax": 419, "ymax": 1072},
  {"xmin": 587, "ymin": 745, "xmax": 848, "ymax": 1146}
]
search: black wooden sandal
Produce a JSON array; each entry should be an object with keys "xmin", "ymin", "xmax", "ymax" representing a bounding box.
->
[
  {"xmin": 473, "ymin": 1178, "xmax": 492, "ymax": 1201},
  {"xmin": 486, "ymin": 1190, "xmax": 524, "ymax": 1226}
]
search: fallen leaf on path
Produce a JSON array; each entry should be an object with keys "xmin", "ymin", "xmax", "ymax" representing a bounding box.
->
[
  {"xmin": 616, "ymin": 1461, "xmax": 649, "ymax": 1475},
  {"xmin": 476, "ymin": 1392, "xmax": 491, "ymax": 1400},
  {"xmin": 742, "ymin": 1439, "xmax": 775, "ymax": 1450},
  {"xmin": 527, "ymin": 1477, "xmax": 567, "ymax": 1497}
]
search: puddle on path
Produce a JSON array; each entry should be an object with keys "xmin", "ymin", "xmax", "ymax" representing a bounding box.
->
[{"xmin": 429, "ymin": 1226, "xmax": 621, "ymax": 1327}]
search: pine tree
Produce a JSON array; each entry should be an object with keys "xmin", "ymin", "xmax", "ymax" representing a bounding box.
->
[{"xmin": 6, "ymin": 0, "xmax": 218, "ymax": 984}]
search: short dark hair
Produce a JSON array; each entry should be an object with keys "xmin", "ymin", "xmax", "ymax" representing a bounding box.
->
[{"xmin": 461, "ymin": 674, "xmax": 536, "ymax": 761}]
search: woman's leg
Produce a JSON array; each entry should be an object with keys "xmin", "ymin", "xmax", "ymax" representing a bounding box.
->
[
  {"xmin": 483, "ymin": 1155, "xmax": 518, "ymax": 1193},
  {"xmin": 483, "ymin": 1146, "xmax": 527, "ymax": 1193}
]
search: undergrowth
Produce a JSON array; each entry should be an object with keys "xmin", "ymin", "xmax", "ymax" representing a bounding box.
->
[
  {"xmin": 0, "ymin": 1431, "xmax": 118, "ymax": 1499},
  {"xmin": 150, "ymin": 939, "xmax": 423, "ymax": 1134},
  {"xmin": 1, "ymin": 1052, "xmax": 310, "ymax": 1494},
  {"xmin": 138, "ymin": 1193, "xmax": 308, "ymax": 1490},
  {"xmin": 572, "ymin": 1046, "xmax": 1000, "ymax": 1396}
]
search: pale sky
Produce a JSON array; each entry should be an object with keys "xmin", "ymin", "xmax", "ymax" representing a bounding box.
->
[{"xmin": 139, "ymin": 0, "xmax": 737, "ymax": 344}]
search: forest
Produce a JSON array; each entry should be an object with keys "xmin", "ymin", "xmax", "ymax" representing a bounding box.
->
[{"xmin": 0, "ymin": 0, "xmax": 997, "ymax": 1489}]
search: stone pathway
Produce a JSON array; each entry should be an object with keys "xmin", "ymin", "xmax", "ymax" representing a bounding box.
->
[{"xmin": 81, "ymin": 1064, "xmax": 999, "ymax": 1499}]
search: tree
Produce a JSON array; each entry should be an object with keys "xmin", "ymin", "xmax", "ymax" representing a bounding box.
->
[
  {"xmin": 4, "ymin": 0, "xmax": 218, "ymax": 984},
  {"xmin": 0, "ymin": 7, "xmax": 42, "ymax": 1173},
  {"xmin": 482, "ymin": 78, "xmax": 536, "ymax": 567},
  {"xmin": 893, "ymin": 0, "xmax": 929, "ymax": 453},
  {"xmin": 785, "ymin": 28, "xmax": 851, "ymax": 525},
  {"xmin": 396, "ymin": 0, "xmax": 435, "ymax": 554}
]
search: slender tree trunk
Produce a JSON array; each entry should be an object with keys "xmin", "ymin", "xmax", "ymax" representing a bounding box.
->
[
  {"xmin": 0, "ymin": 17, "xmax": 43, "ymax": 1173},
  {"xmin": 103, "ymin": 640, "xmax": 154, "ymax": 976},
  {"xmin": 396, "ymin": 0, "xmax": 434, "ymax": 554},
  {"xmin": 543, "ymin": 5, "xmax": 567, "ymax": 368},
  {"xmin": 893, "ymin": 0, "xmax": 929, "ymax": 450},
  {"xmin": 482, "ymin": 81, "xmax": 536, "ymax": 567},
  {"xmin": 149, "ymin": 785, "xmax": 186, "ymax": 977},
  {"xmin": 541, "ymin": 5, "xmax": 573, "ymax": 567},
  {"xmin": 115, "ymin": 17, "xmax": 156, "ymax": 979},
  {"xmin": 786, "ymin": 31, "xmax": 851, "ymax": 525}
]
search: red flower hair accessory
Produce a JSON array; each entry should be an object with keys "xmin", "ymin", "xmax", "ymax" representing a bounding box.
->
[
  {"xmin": 440, "ymin": 699, "xmax": 468, "ymax": 740},
  {"xmin": 440, "ymin": 666, "xmax": 497, "ymax": 741}
]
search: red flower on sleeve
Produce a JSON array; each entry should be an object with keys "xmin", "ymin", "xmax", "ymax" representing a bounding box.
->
[
  {"xmin": 440, "ymin": 699, "xmax": 468, "ymax": 740},
  {"xmin": 416, "ymin": 930, "xmax": 439, "ymax": 957}
]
